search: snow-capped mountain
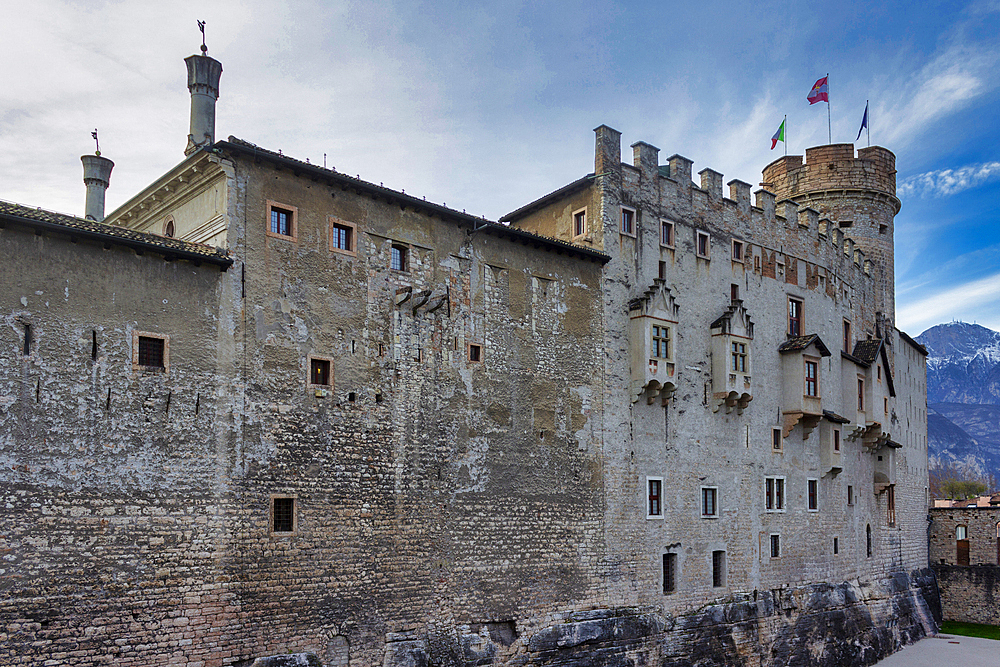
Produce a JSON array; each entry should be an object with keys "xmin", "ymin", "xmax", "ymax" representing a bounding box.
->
[{"xmin": 917, "ymin": 322, "xmax": 1000, "ymax": 479}]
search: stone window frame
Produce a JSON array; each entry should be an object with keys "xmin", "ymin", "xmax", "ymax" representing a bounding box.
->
[
  {"xmin": 390, "ymin": 243, "xmax": 409, "ymax": 272},
  {"xmin": 620, "ymin": 205, "xmax": 637, "ymax": 238},
  {"xmin": 307, "ymin": 354, "xmax": 334, "ymax": 389},
  {"xmin": 328, "ymin": 216, "xmax": 357, "ymax": 257},
  {"xmin": 711, "ymin": 550, "xmax": 727, "ymax": 588},
  {"xmin": 132, "ymin": 331, "xmax": 170, "ymax": 374},
  {"xmin": 696, "ymin": 230, "xmax": 711, "ymax": 259},
  {"xmin": 646, "ymin": 476, "xmax": 663, "ymax": 519},
  {"xmin": 660, "ymin": 219, "xmax": 675, "ymax": 248},
  {"xmin": 651, "ymin": 321, "xmax": 673, "ymax": 363},
  {"xmin": 843, "ymin": 319, "xmax": 852, "ymax": 352},
  {"xmin": 847, "ymin": 485, "xmax": 854, "ymax": 506},
  {"xmin": 162, "ymin": 214, "xmax": 175, "ymax": 238},
  {"xmin": 765, "ymin": 476, "xmax": 786, "ymax": 512},
  {"xmin": 731, "ymin": 238, "xmax": 744, "ymax": 262},
  {"xmin": 266, "ymin": 200, "xmax": 298, "ymax": 242},
  {"xmin": 662, "ymin": 552, "xmax": 678, "ymax": 594},
  {"xmin": 730, "ymin": 340, "xmax": 748, "ymax": 373},
  {"xmin": 572, "ymin": 207, "xmax": 587, "ymax": 239},
  {"xmin": 833, "ymin": 428, "xmax": 841, "ymax": 453},
  {"xmin": 769, "ymin": 533, "xmax": 781, "ymax": 558},
  {"xmin": 807, "ymin": 478, "xmax": 819, "ymax": 512},
  {"xmin": 270, "ymin": 494, "xmax": 298, "ymax": 536},
  {"xmin": 701, "ymin": 486, "xmax": 719, "ymax": 519},
  {"xmin": 833, "ymin": 536, "xmax": 839, "ymax": 555},
  {"xmin": 788, "ymin": 297, "xmax": 803, "ymax": 336},
  {"xmin": 857, "ymin": 375, "xmax": 866, "ymax": 411},
  {"xmin": 468, "ymin": 343, "xmax": 483, "ymax": 363},
  {"xmin": 771, "ymin": 427, "xmax": 783, "ymax": 452}
]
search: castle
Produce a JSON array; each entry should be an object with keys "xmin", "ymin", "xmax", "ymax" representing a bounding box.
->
[{"xmin": 0, "ymin": 48, "xmax": 937, "ymax": 666}]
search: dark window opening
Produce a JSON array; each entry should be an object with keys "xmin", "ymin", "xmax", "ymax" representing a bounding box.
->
[
  {"xmin": 331, "ymin": 223, "xmax": 353, "ymax": 251},
  {"xmin": 866, "ymin": 524, "xmax": 872, "ymax": 557},
  {"xmin": 348, "ymin": 392, "xmax": 356, "ymax": 402},
  {"xmin": 310, "ymin": 358, "xmax": 331, "ymax": 386},
  {"xmin": 658, "ymin": 261, "xmax": 666, "ymax": 280},
  {"xmin": 772, "ymin": 428, "xmax": 782, "ymax": 451},
  {"xmin": 858, "ymin": 378, "xmax": 865, "ymax": 410},
  {"xmin": 834, "ymin": 429, "xmax": 841, "ymax": 452},
  {"xmin": 843, "ymin": 320, "xmax": 851, "ymax": 352},
  {"xmin": 91, "ymin": 330, "xmax": 98, "ymax": 360},
  {"xmin": 164, "ymin": 219, "xmax": 175, "ymax": 238},
  {"xmin": 648, "ymin": 479, "xmax": 662, "ymax": 516},
  {"xmin": 469, "ymin": 344, "xmax": 482, "ymax": 362},
  {"xmin": 270, "ymin": 207, "xmax": 293, "ymax": 236},
  {"xmin": 138, "ymin": 336, "xmax": 165, "ymax": 369},
  {"xmin": 697, "ymin": 231, "xmax": 710, "ymax": 258},
  {"xmin": 23, "ymin": 324, "xmax": 32, "ymax": 356},
  {"xmin": 272, "ymin": 497, "xmax": 294, "ymax": 533},
  {"xmin": 848, "ymin": 485, "xmax": 854, "ymax": 505},
  {"xmin": 788, "ymin": 298, "xmax": 803, "ymax": 336},
  {"xmin": 808, "ymin": 479, "xmax": 818, "ymax": 510},
  {"xmin": 770, "ymin": 534, "xmax": 780, "ymax": 558},
  {"xmin": 663, "ymin": 553, "xmax": 677, "ymax": 593},
  {"xmin": 375, "ymin": 393, "xmax": 383, "ymax": 403},
  {"xmin": 731, "ymin": 284, "xmax": 739, "ymax": 302},
  {"xmin": 805, "ymin": 360, "xmax": 818, "ymax": 396},
  {"xmin": 660, "ymin": 220, "xmax": 674, "ymax": 246},
  {"xmin": 702, "ymin": 487, "xmax": 717, "ymax": 517},
  {"xmin": 887, "ymin": 484, "xmax": 896, "ymax": 526},
  {"xmin": 732, "ymin": 240, "xmax": 743, "ymax": 261},
  {"xmin": 833, "ymin": 537, "xmax": 839, "ymax": 554},
  {"xmin": 391, "ymin": 244, "xmax": 407, "ymax": 271},
  {"xmin": 574, "ymin": 210, "xmax": 586, "ymax": 236},
  {"xmin": 621, "ymin": 208, "xmax": 635, "ymax": 235},
  {"xmin": 712, "ymin": 550, "xmax": 726, "ymax": 587}
]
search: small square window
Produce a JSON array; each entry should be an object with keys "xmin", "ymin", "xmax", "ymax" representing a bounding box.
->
[
  {"xmin": 469, "ymin": 343, "xmax": 482, "ymax": 363},
  {"xmin": 271, "ymin": 496, "xmax": 296, "ymax": 534},
  {"xmin": 660, "ymin": 219, "xmax": 675, "ymax": 247},
  {"xmin": 391, "ymin": 244, "xmax": 408, "ymax": 272},
  {"xmin": 702, "ymin": 487, "xmax": 718, "ymax": 518},
  {"xmin": 647, "ymin": 477, "xmax": 663, "ymax": 518},
  {"xmin": 770, "ymin": 534, "xmax": 781, "ymax": 558},
  {"xmin": 621, "ymin": 207, "xmax": 636, "ymax": 236},
  {"xmin": 132, "ymin": 331, "xmax": 169, "ymax": 374},
  {"xmin": 573, "ymin": 208, "xmax": 587, "ymax": 237},
  {"xmin": 731, "ymin": 239, "xmax": 744, "ymax": 261},
  {"xmin": 808, "ymin": 478, "xmax": 819, "ymax": 511},
  {"xmin": 696, "ymin": 230, "xmax": 710, "ymax": 259},
  {"xmin": 329, "ymin": 217, "xmax": 357, "ymax": 255},
  {"xmin": 266, "ymin": 201, "xmax": 297, "ymax": 241},
  {"xmin": 772, "ymin": 427, "xmax": 782, "ymax": 451},
  {"xmin": 309, "ymin": 357, "xmax": 332, "ymax": 387},
  {"xmin": 712, "ymin": 550, "xmax": 726, "ymax": 587}
]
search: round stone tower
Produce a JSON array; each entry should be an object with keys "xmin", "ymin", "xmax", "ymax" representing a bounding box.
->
[{"xmin": 761, "ymin": 143, "xmax": 900, "ymax": 323}]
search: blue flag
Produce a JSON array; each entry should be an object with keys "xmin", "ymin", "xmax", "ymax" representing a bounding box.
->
[{"xmin": 856, "ymin": 102, "xmax": 869, "ymax": 141}]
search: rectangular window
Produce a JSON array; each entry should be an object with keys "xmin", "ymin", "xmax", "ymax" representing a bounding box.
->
[
  {"xmin": 663, "ymin": 553, "xmax": 677, "ymax": 593},
  {"xmin": 730, "ymin": 284, "xmax": 739, "ymax": 302},
  {"xmin": 731, "ymin": 239, "xmax": 744, "ymax": 261},
  {"xmin": 468, "ymin": 343, "xmax": 482, "ymax": 362},
  {"xmin": 847, "ymin": 485, "xmax": 854, "ymax": 506},
  {"xmin": 266, "ymin": 201, "xmax": 297, "ymax": 240},
  {"xmin": 22, "ymin": 323, "xmax": 32, "ymax": 356},
  {"xmin": 772, "ymin": 427, "xmax": 782, "ymax": 451},
  {"xmin": 804, "ymin": 359, "xmax": 819, "ymax": 397},
  {"xmin": 766, "ymin": 477, "xmax": 785, "ymax": 511},
  {"xmin": 696, "ymin": 230, "xmax": 710, "ymax": 259},
  {"xmin": 271, "ymin": 496, "xmax": 296, "ymax": 534},
  {"xmin": 843, "ymin": 320, "xmax": 851, "ymax": 352},
  {"xmin": 884, "ymin": 397, "xmax": 889, "ymax": 414},
  {"xmin": 573, "ymin": 209, "xmax": 587, "ymax": 237},
  {"xmin": 621, "ymin": 207, "xmax": 635, "ymax": 236},
  {"xmin": 731, "ymin": 341, "xmax": 747, "ymax": 373},
  {"xmin": 788, "ymin": 298, "xmax": 803, "ymax": 336},
  {"xmin": 329, "ymin": 218, "xmax": 357, "ymax": 255},
  {"xmin": 310, "ymin": 357, "xmax": 332, "ymax": 386},
  {"xmin": 833, "ymin": 429, "xmax": 841, "ymax": 452},
  {"xmin": 660, "ymin": 219, "xmax": 675, "ymax": 247},
  {"xmin": 770, "ymin": 534, "xmax": 781, "ymax": 558},
  {"xmin": 887, "ymin": 484, "xmax": 896, "ymax": 526},
  {"xmin": 858, "ymin": 377, "xmax": 865, "ymax": 410},
  {"xmin": 712, "ymin": 550, "xmax": 726, "ymax": 588},
  {"xmin": 833, "ymin": 537, "xmax": 839, "ymax": 554},
  {"xmin": 808, "ymin": 479, "xmax": 819, "ymax": 511},
  {"xmin": 652, "ymin": 325, "xmax": 671, "ymax": 360},
  {"xmin": 658, "ymin": 261, "xmax": 666, "ymax": 280},
  {"xmin": 647, "ymin": 478, "xmax": 662, "ymax": 517},
  {"xmin": 391, "ymin": 244, "xmax": 407, "ymax": 272},
  {"xmin": 133, "ymin": 332, "xmax": 169, "ymax": 373},
  {"xmin": 702, "ymin": 487, "xmax": 718, "ymax": 518}
]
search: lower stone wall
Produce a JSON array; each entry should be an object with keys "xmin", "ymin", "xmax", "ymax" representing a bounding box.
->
[
  {"xmin": 933, "ymin": 564, "xmax": 1000, "ymax": 626},
  {"xmin": 382, "ymin": 568, "xmax": 939, "ymax": 667}
]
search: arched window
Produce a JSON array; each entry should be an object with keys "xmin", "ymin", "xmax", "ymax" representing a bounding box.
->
[
  {"xmin": 163, "ymin": 216, "xmax": 175, "ymax": 238},
  {"xmin": 866, "ymin": 524, "xmax": 872, "ymax": 557}
]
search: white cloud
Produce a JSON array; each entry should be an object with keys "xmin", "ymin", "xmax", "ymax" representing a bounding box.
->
[
  {"xmin": 897, "ymin": 271, "xmax": 1000, "ymax": 334},
  {"xmin": 899, "ymin": 161, "xmax": 1000, "ymax": 198}
]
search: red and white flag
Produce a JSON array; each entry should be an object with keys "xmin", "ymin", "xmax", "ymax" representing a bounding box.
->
[{"xmin": 808, "ymin": 76, "xmax": 829, "ymax": 105}]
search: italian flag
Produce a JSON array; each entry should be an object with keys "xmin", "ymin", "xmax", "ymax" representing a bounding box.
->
[{"xmin": 771, "ymin": 119, "xmax": 785, "ymax": 150}]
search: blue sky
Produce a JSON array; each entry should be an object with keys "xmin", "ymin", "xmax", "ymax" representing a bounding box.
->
[{"xmin": 2, "ymin": 0, "xmax": 998, "ymax": 334}]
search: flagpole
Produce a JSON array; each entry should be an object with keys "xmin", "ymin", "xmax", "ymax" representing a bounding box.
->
[
  {"xmin": 826, "ymin": 73, "xmax": 832, "ymax": 144},
  {"xmin": 867, "ymin": 99, "xmax": 870, "ymax": 147},
  {"xmin": 784, "ymin": 115, "xmax": 787, "ymax": 156}
]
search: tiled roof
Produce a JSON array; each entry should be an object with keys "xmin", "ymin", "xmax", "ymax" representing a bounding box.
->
[
  {"xmin": 218, "ymin": 138, "xmax": 609, "ymax": 265},
  {"xmin": 852, "ymin": 339, "xmax": 883, "ymax": 364},
  {"xmin": 0, "ymin": 200, "xmax": 233, "ymax": 269},
  {"xmin": 778, "ymin": 334, "xmax": 831, "ymax": 357},
  {"xmin": 500, "ymin": 174, "xmax": 595, "ymax": 223},
  {"xmin": 823, "ymin": 410, "xmax": 851, "ymax": 424}
]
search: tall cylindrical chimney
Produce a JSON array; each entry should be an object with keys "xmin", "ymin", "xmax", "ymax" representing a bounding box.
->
[
  {"xmin": 184, "ymin": 54, "xmax": 223, "ymax": 155},
  {"xmin": 81, "ymin": 154, "xmax": 114, "ymax": 221}
]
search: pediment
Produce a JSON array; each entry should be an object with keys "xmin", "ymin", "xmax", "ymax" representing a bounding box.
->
[
  {"xmin": 628, "ymin": 279, "xmax": 679, "ymax": 320},
  {"xmin": 710, "ymin": 299, "xmax": 754, "ymax": 339}
]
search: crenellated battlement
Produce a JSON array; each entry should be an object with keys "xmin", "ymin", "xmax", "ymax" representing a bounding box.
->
[{"xmin": 761, "ymin": 144, "xmax": 898, "ymax": 206}]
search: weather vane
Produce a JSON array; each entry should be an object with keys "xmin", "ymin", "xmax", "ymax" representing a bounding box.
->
[
  {"xmin": 198, "ymin": 20, "xmax": 208, "ymax": 54},
  {"xmin": 92, "ymin": 129, "xmax": 101, "ymax": 156}
]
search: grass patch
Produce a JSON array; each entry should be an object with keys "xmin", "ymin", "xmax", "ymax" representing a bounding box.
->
[{"xmin": 940, "ymin": 620, "xmax": 1000, "ymax": 641}]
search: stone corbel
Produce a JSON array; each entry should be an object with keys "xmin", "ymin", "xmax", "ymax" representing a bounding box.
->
[
  {"xmin": 782, "ymin": 411, "xmax": 821, "ymax": 438},
  {"xmin": 713, "ymin": 391, "xmax": 752, "ymax": 415}
]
